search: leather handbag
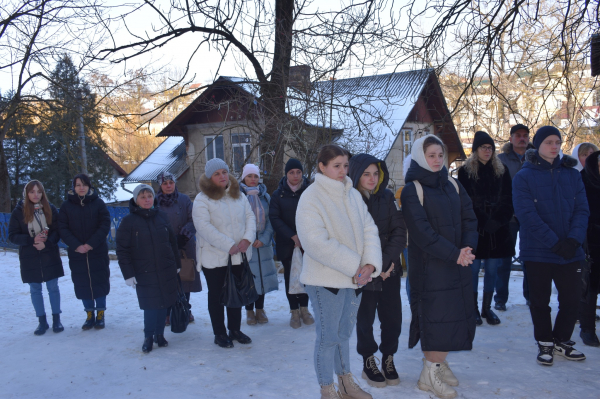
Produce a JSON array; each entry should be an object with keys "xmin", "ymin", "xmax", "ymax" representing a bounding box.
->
[
  {"xmin": 170, "ymin": 275, "xmax": 190, "ymax": 333},
  {"xmin": 220, "ymin": 253, "xmax": 259, "ymax": 308},
  {"xmin": 179, "ymin": 250, "xmax": 196, "ymax": 282}
]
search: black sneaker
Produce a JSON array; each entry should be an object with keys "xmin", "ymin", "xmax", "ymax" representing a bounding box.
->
[
  {"xmin": 494, "ymin": 303, "xmax": 507, "ymax": 311},
  {"xmin": 381, "ymin": 354, "xmax": 400, "ymax": 386},
  {"xmin": 537, "ymin": 342, "xmax": 554, "ymax": 366},
  {"xmin": 214, "ymin": 334, "xmax": 234, "ymax": 348},
  {"xmin": 580, "ymin": 330, "xmax": 600, "ymax": 347},
  {"xmin": 361, "ymin": 355, "xmax": 386, "ymax": 388},
  {"xmin": 554, "ymin": 340, "xmax": 586, "ymax": 361},
  {"xmin": 229, "ymin": 330, "xmax": 252, "ymax": 344}
]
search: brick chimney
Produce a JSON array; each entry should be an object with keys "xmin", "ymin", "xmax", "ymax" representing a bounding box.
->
[{"xmin": 289, "ymin": 65, "xmax": 311, "ymax": 94}]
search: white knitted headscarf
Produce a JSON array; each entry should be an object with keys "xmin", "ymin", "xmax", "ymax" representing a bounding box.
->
[{"xmin": 410, "ymin": 134, "xmax": 448, "ymax": 172}]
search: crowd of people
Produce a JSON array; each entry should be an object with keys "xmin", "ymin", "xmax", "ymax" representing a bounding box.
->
[{"xmin": 8, "ymin": 124, "xmax": 599, "ymax": 399}]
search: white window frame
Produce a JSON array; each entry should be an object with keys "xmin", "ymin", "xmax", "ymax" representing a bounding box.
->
[
  {"xmin": 231, "ymin": 133, "xmax": 252, "ymax": 173},
  {"xmin": 205, "ymin": 135, "xmax": 224, "ymax": 162},
  {"xmin": 402, "ymin": 129, "xmax": 413, "ymax": 156}
]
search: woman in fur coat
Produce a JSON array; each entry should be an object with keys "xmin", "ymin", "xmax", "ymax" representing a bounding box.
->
[
  {"xmin": 192, "ymin": 158, "xmax": 256, "ymax": 349},
  {"xmin": 458, "ymin": 131, "xmax": 514, "ymax": 326},
  {"xmin": 296, "ymin": 144, "xmax": 382, "ymax": 399}
]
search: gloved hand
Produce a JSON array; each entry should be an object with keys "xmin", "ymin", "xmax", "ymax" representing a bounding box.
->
[
  {"xmin": 483, "ymin": 219, "xmax": 502, "ymax": 234},
  {"xmin": 125, "ymin": 277, "xmax": 137, "ymax": 288},
  {"xmin": 551, "ymin": 238, "xmax": 580, "ymax": 260},
  {"xmin": 177, "ymin": 234, "xmax": 189, "ymax": 249}
]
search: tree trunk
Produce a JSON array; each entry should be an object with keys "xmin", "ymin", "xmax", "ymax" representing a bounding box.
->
[{"xmin": 0, "ymin": 140, "xmax": 12, "ymax": 212}]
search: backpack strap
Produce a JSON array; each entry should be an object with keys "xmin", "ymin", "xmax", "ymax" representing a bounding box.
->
[
  {"xmin": 448, "ymin": 177, "xmax": 459, "ymax": 194},
  {"xmin": 413, "ymin": 181, "xmax": 424, "ymax": 206}
]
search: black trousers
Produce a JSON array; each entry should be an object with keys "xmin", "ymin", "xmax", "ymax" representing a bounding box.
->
[
  {"xmin": 282, "ymin": 257, "xmax": 309, "ymax": 310},
  {"xmin": 203, "ymin": 265, "xmax": 243, "ymax": 336},
  {"xmin": 144, "ymin": 308, "xmax": 168, "ymax": 338},
  {"xmin": 579, "ymin": 253, "xmax": 600, "ymax": 332},
  {"xmin": 356, "ymin": 272, "xmax": 402, "ymax": 357},
  {"xmin": 526, "ymin": 261, "xmax": 581, "ymax": 343},
  {"xmin": 245, "ymin": 294, "xmax": 265, "ymax": 311}
]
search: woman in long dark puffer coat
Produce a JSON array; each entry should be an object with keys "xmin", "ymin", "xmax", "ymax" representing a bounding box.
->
[
  {"xmin": 116, "ymin": 184, "xmax": 181, "ymax": 353},
  {"xmin": 9, "ymin": 180, "xmax": 65, "ymax": 335},
  {"xmin": 579, "ymin": 150, "xmax": 600, "ymax": 346},
  {"xmin": 58, "ymin": 173, "xmax": 111, "ymax": 330},
  {"xmin": 401, "ymin": 134, "xmax": 478, "ymax": 399},
  {"xmin": 155, "ymin": 172, "xmax": 201, "ymax": 325},
  {"xmin": 349, "ymin": 153, "xmax": 407, "ymax": 388},
  {"xmin": 458, "ymin": 131, "xmax": 514, "ymax": 326}
]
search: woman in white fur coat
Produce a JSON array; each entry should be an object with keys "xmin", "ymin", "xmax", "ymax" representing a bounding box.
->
[
  {"xmin": 192, "ymin": 158, "xmax": 256, "ymax": 349},
  {"xmin": 296, "ymin": 144, "xmax": 382, "ymax": 399}
]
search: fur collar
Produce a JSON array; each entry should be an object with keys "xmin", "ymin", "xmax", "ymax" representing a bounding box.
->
[
  {"xmin": 199, "ymin": 174, "xmax": 241, "ymax": 201},
  {"xmin": 462, "ymin": 152, "xmax": 505, "ymax": 179},
  {"xmin": 524, "ymin": 149, "xmax": 578, "ymax": 168},
  {"xmin": 502, "ymin": 142, "xmax": 535, "ymax": 154}
]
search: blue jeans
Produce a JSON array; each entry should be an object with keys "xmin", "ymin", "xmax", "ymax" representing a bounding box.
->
[
  {"xmin": 471, "ymin": 258, "xmax": 503, "ymax": 293},
  {"xmin": 403, "ymin": 248, "xmax": 411, "ymax": 305},
  {"xmin": 144, "ymin": 308, "xmax": 168, "ymax": 338},
  {"xmin": 305, "ymin": 285, "xmax": 361, "ymax": 386},
  {"xmin": 29, "ymin": 278, "xmax": 61, "ymax": 317},
  {"xmin": 82, "ymin": 296, "xmax": 107, "ymax": 312}
]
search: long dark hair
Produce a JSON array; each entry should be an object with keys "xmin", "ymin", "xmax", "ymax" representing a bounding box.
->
[
  {"xmin": 23, "ymin": 181, "xmax": 53, "ymax": 225},
  {"xmin": 316, "ymin": 144, "xmax": 350, "ymax": 173}
]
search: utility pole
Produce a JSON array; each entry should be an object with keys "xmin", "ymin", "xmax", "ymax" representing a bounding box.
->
[{"xmin": 76, "ymin": 90, "xmax": 88, "ymax": 174}]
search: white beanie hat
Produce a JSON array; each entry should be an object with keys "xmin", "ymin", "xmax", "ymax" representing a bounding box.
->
[
  {"xmin": 241, "ymin": 164, "xmax": 260, "ymax": 182},
  {"xmin": 205, "ymin": 158, "xmax": 229, "ymax": 178}
]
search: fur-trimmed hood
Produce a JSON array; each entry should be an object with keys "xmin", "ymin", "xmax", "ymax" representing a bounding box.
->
[
  {"xmin": 462, "ymin": 152, "xmax": 505, "ymax": 179},
  {"xmin": 198, "ymin": 174, "xmax": 241, "ymax": 201},
  {"xmin": 523, "ymin": 148, "xmax": 578, "ymax": 169},
  {"xmin": 501, "ymin": 142, "xmax": 535, "ymax": 154}
]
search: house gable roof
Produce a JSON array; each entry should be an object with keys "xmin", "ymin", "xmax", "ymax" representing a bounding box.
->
[{"xmin": 121, "ymin": 137, "xmax": 188, "ymax": 184}]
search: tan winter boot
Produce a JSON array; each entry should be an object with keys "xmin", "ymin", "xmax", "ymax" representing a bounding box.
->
[
  {"xmin": 246, "ymin": 310, "xmax": 257, "ymax": 325},
  {"xmin": 338, "ymin": 373, "xmax": 372, "ymax": 399},
  {"xmin": 290, "ymin": 309, "xmax": 301, "ymax": 329},
  {"xmin": 320, "ymin": 383, "xmax": 342, "ymax": 399},
  {"xmin": 300, "ymin": 306, "xmax": 315, "ymax": 325},
  {"xmin": 255, "ymin": 309, "xmax": 269, "ymax": 324},
  {"xmin": 417, "ymin": 358, "xmax": 457, "ymax": 399},
  {"xmin": 440, "ymin": 360, "xmax": 459, "ymax": 386}
]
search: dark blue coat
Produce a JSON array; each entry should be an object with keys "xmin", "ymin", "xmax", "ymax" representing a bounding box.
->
[
  {"xmin": 513, "ymin": 150, "xmax": 589, "ymax": 264},
  {"xmin": 58, "ymin": 188, "xmax": 111, "ymax": 300}
]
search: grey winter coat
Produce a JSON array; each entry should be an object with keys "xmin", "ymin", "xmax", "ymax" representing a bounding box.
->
[
  {"xmin": 240, "ymin": 182, "xmax": 278, "ymax": 295},
  {"xmin": 497, "ymin": 142, "xmax": 535, "ymax": 179}
]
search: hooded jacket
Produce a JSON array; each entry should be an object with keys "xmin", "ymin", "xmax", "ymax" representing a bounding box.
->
[
  {"xmin": 571, "ymin": 143, "xmax": 584, "ymax": 172},
  {"xmin": 581, "ymin": 151, "xmax": 600, "ymax": 257},
  {"xmin": 192, "ymin": 175, "xmax": 256, "ymax": 269},
  {"xmin": 349, "ymin": 153, "xmax": 406, "ymax": 291},
  {"xmin": 513, "ymin": 149, "xmax": 589, "ymax": 264},
  {"xmin": 498, "ymin": 142, "xmax": 535, "ymax": 179},
  {"xmin": 58, "ymin": 187, "xmax": 111, "ymax": 300}
]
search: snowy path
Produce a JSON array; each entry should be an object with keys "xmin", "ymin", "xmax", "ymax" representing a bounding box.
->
[{"xmin": 1, "ymin": 250, "xmax": 598, "ymax": 398}]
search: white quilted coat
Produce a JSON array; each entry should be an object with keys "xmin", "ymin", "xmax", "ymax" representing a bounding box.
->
[
  {"xmin": 296, "ymin": 173, "xmax": 382, "ymax": 289},
  {"xmin": 192, "ymin": 176, "xmax": 256, "ymax": 269}
]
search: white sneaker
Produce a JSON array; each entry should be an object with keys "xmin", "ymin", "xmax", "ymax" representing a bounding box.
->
[
  {"xmin": 439, "ymin": 360, "xmax": 459, "ymax": 386},
  {"xmin": 417, "ymin": 358, "xmax": 457, "ymax": 399}
]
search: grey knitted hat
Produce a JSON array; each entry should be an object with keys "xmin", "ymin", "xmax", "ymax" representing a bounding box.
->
[
  {"xmin": 133, "ymin": 184, "xmax": 155, "ymax": 203},
  {"xmin": 205, "ymin": 158, "xmax": 229, "ymax": 178}
]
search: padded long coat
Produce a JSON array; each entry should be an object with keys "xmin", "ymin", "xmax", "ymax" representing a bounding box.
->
[
  {"xmin": 581, "ymin": 151, "xmax": 600, "ymax": 259},
  {"xmin": 116, "ymin": 199, "xmax": 181, "ymax": 310},
  {"xmin": 401, "ymin": 161, "xmax": 478, "ymax": 351},
  {"xmin": 58, "ymin": 188, "xmax": 111, "ymax": 300},
  {"xmin": 9, "ymin": 201, "xmax": 64, "ymax": 284}
]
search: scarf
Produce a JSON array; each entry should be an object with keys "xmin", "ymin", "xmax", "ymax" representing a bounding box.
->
[
  {"xmin": 28, "ymin": 203, "xmax": 48, "ymax": 237},
  {"xmin": 287, "ymin": 180, "xmax": 302, "ymax": 193},
  {"xmin": 241, "ymin": 183, "xmax": 266, "ymax": 233},
  {"xmin": 156, "ymin": 187, "xmax": 179, "ymax": 207}
]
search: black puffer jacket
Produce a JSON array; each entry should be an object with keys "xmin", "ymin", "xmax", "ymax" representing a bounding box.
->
[
  {"xmin": 349, "ymin": 153, "xmax": 407, "ymax": 291},
  {"xmin": 401, "ymin": 161, "xmax": 478, "ymax": 351},
  {"xmin": 269, "ymin": 176, "xmax": 310, "ymax": 261},
  {"xmin": 8, "ymin": 201, "xmax": 64, "ymax": 284},
  {"xmin": 116, "ymin": 199, "xmax": 181, "ymax": 310},
  {"xmin": 58, "ymin": 188, "xmax": 111, "ymax": 300},
  {"xmin": 582, "ymin": 151, "xmax": 600, "ymax": 259},
  {"xmin": 457, "ymin": 156, "xmax": 515, "ymax": 259}
]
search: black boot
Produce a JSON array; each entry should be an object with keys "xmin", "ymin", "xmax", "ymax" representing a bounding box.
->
[
  {"xmin": 381, "ymin": 354, "xmax": 400, "ymax": 386},
  {"xmin": 142, "ymin": 336, "xmax": 154, "ymax": 353},
  {"xmin": 82, "ymin": 311, "xmax": 95, "ymax": 330},
  {"xmin": 214, "ymin": 334, "xmax": 234, "ymax": 348},
  {"xmin": 361, "ymin": 355, "xmax": 386, "ymax": 388},
  {"xmin": 34, "ymin": 316, "xmax": 49, "ymax": 336},
  {"xmin": 580, "ymin": 329, "xmax": 600, "ymax": 347},
  {"xmin": 52, "ymin": 314, "xmax": 64, "ymax": 333},
  {"xmin": 474, "ymin": 293, "xmax": 482, "ymax": 326},
  {"xmin": 94, "ymin": 311, "xmax": 105, "ymax": 330},
  {"xmin": 481, "ymin": 292, "xmax": 501, "ymax": 325},
  {"xmin": 154, "ymin": 334, "xmax": 169, "ymax": 347},
  {"xmin": 228, "ymin": 330, "xmax": 252, "ymax": 344}
]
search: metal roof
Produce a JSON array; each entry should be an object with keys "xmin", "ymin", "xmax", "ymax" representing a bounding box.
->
[{"xmin": 121, "ymin": 137, "xmax": 188, "ymax": 184}]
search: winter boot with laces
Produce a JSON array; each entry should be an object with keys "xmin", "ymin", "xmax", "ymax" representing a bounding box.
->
[
  {"xmin": 290, "ymin": 309, "xmax": 301, "ymax": 329},
  {"xmin": 554, "ymin": 339, "xmax": 586, "ymax": 361},
  {"xmin": 246, "ymin": 309, "xmax": 257, "ymax": 325},
  {"xmin": 52, "ymin": 314, "xmax": 64, "ymax": 333},
  {"xmin": 474, "ymin": 293, "xmax": 482, "ymax": 326},
  {"xmin": 338, "ymin": 372, "xmax": 372, "ymax": 399},
  {"xmin": 94, "ymin": 310, "xmax": 105, "ymax": 329},
  {"xmin": 481, "ymin": 292, "xmax": 501, "ymax": 325},
  {"xmin": 381, "ymin": 354, "xmax": 400, "ymax": 386},
  {"xmin": 361, "ymin": 355, "xmax": 386, "ymax": 388},
  {"xmin": 417, "ymin": 358, "xmax": 457, "ymax": 399},
  {"xmin": 320, "ymin": 383, "xmax": 342, "ymax": 399},
  {"xmin": 256, "ymin": 309, "xmax": 269, "ymax": 324},
  {"xmin": 536, "ymin": 341, "xmax": 554, "ymax": 366},
  {"xmin": 439, "ymin": 360, "xmax": 458, "ymax": 386},
  {"xmin": 82, "ymin": 311, "xmax": 95, "ymax": 330},
  {"xmin": 34, "ymin": 316, "xmax": 49, "ymax": 336},
  {"xmin": 300, "ymin": 306, "xmax": 315, "ymax": 325}
]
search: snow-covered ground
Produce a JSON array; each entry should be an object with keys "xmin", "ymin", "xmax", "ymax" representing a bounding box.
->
[{"xmin": 1, "ymin": 250, "xmax": 598, "ymax": 399}]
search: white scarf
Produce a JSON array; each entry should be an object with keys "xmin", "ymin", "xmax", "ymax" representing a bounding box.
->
[
  {"xmin": 410, "ymin": 134, "xmax": 448, "ymax": 172},
  {"xmin": 28, "ymin": 203, "xmax": 48, "ymax": 237}
]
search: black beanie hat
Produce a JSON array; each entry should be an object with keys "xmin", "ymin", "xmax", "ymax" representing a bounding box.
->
[
  {"xmin": 533, "ymin": 126, "xmax": 561, "ymax": 149},
  {"xmin": 472, "ymin": 131, "xmax": 495, "ymax": 153},
  {"xmin": 285, "ymin": 158, "xmax": 303, "ymax": 174}
]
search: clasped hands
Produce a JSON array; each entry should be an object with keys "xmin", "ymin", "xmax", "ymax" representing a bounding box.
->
[
  {"xmin": 229, "ymin": 239, "xmax": 251, "ymax": 255},
  {"xmin": 355, "ymin": 264, "xmax": 375, "ymax": 286},
  {"xmin": 33, "ymin": 232, "xmax": 47, "ymax": 251},
  {"xmin": 75, "ymin": 244, "xmax": 93, "ymax": 254},
  {"xmin": 457, "ymin": 247, "xmax": 475, "ymax": 267}
]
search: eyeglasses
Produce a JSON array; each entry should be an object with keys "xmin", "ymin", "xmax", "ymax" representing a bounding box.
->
[{"xmin": 479, "ymin": 146, "xmax": 494, "ymax": 152}]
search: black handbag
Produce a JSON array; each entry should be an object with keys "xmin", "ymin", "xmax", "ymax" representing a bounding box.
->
[
  {"xmin": 220, "ymin": 253, "xmax": 259, "ymax": 308},
  {"xmin": 170, "ymin": 275, "xmax": 190, "ymax": 333}
]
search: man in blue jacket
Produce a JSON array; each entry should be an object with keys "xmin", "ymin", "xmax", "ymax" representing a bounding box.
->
[{"xmin": 513, "ymin": 126, "xmax": 589, "ymax": 366}]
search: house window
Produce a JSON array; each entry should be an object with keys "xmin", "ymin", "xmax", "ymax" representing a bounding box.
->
[
  {"xmin": 403, "ymin": 129, "xmax": 413, "ymax": 156},
  {"xmin": 205, "ymin": 135, "xmax": 224, "ymax": 162},
  {"xmin": 232, "ymin": 133, "xmax": 252, "ymax": 173}
]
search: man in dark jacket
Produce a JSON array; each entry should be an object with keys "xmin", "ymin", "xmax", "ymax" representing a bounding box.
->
[
  {"xmin": 495, "ymin": 124, "xmax": 535, "ymax": 311},
  {"xmin": 349, "ymin": 153, "xmax": 407, "ymax": 388}
]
